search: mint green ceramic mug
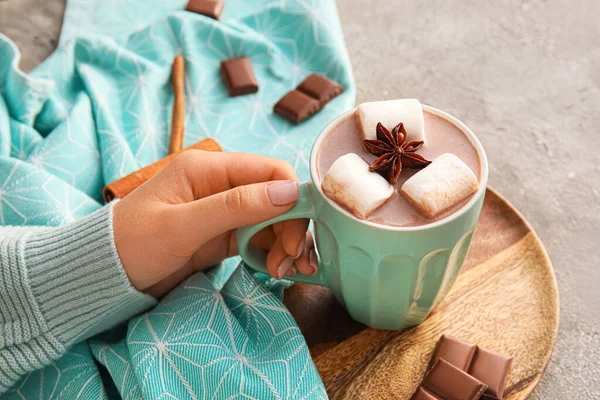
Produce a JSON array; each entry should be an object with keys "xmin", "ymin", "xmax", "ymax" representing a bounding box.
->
[{"xmin": 237, "ymin": 105, "xmax": 488, "ymax": 330}]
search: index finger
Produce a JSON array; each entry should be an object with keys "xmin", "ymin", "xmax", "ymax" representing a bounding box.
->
[{"xmin": 169, "ymin": 151, "xmax": 299, "ymax": 200}]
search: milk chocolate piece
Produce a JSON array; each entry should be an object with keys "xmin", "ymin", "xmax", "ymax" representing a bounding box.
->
[
  {"xmin": 423, "ymin": 359, "xmax": 488, "ymax": 400},
  {"xmin": 430, "ymin": 334, "xmax": 477, "ymax": 371},
  {"xmin": 221, "ymin": 57, "xmax": 258, "ymax": 97},
  {"xmin": 468, "ymin": 346, "xmax": 513, "ymax": 400},
  {"xmin": 297, "ymin": 73, "xmax": 344, "ymax": 105},
  {"xmin": 273, "ymin": 90, "xmax": 321, "ymax": 123},
  {"xmin": 185, "ymin": 0, "xmax": 224, "ymax": 20},
  {"xmin": 411, "ymin": 387, "xmax": 443, "ymax": 400}
]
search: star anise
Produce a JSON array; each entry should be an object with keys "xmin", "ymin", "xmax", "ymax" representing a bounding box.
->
[{"xmin": 363, "ymin": 122, "xmax": 431, "ymax": 184}]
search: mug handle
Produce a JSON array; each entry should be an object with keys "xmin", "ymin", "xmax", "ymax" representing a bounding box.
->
[{"xmin": 236, "ymin": 182, "xmax": 328, "ymax": 287}]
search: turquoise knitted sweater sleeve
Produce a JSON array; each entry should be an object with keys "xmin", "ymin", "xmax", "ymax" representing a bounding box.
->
[{"xmin": 0, "ymin": 202, "xmax": 157, "ymax": 393}]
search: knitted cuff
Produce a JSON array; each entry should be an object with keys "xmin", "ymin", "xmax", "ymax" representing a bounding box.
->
[{"xmin": 23, "ymin": 202, "xmax": 156, "ymax": 346}]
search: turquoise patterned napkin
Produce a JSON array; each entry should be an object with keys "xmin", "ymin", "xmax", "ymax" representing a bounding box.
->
[{"xmin": 0, "ymin": 0, "xmax": 355, "ymax": 398}]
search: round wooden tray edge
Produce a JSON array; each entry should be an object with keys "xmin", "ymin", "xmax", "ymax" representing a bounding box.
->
[{"xmin": 485, "ymin": 186, "xmax": 560, "ymax": 399}]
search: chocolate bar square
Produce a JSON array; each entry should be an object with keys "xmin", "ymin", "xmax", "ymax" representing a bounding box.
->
[
  {"xmin": 273, "ymin": 90, "xmax": 321, "ymax": 124},
  {"xmin": 220, "ymin": 57, "xmax": 259, "ymax": 97},
  {"xmin": 411, "ymin": 387, "xmax": 443, "ymax": 400},
  {"xmin": 430, "ymin": 334, "xmax": 477, "ymax": 371},
  {"xmin": 423, "ymin": 359, "xmax": 488, "ymax": 400},
  {"xmin": 185, "ymin": 0, "xmax": 224, "ymax": 20},
  {"xmin": 468, "ymin": 346, "xmax": 513, "ymax": 400},
  {"xmin": 297, "ymin": 73, "xmax": 344, "ymax": 105}
]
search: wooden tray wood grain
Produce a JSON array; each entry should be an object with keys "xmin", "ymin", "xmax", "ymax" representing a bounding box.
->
[{"xmin": 283, "ymin": 187, "xmax": 559, "ymax": 399}]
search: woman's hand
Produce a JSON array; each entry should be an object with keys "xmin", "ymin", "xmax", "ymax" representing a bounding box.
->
[{"xmin": 113, "ymin": 151, "xmax": 317, "ymax": 298}]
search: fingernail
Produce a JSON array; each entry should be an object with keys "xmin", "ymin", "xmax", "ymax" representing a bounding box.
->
[
  {"xmin": 294, "ymin": 236, "xmax": 306, "ymax": 259},
  {"xmin": 309, "ymin": 249, "xmax": 318, "ymax": 275},
  {"xmin": 277, "ymin": 256, "xmax": 294, "ymax": 279},
  {"xmin": 285, "ymin": 266, "xmax": 297, "ymax": 277},
  {"xmin": 267, "ymin": 181, "xmax": 299, "ymax": 206}
]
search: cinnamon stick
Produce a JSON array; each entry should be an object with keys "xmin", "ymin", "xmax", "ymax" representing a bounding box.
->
[
  {"xmin": 169, "ymin": 55, "xmax": 186, "ymax": 154},
  {"xmin": 102, "ymin": 138, "xmax": 221, "ymax": 202}
]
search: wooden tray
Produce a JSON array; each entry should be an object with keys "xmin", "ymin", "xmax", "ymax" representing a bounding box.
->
[{"xmin": 283, "ymin": 187, "xmax": 559, "ymax": 399}]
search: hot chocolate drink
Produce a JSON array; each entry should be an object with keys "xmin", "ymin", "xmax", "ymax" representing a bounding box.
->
[{"xmin": 316, "ymin": 107, "xmax": 481, "ymax": 227}]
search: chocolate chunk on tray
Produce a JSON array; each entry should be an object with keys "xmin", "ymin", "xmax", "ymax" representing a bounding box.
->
[
  {"xmin": 422, "ymin": 335, "xmax": 513, "ymax": 400},
  {"xmin": 411, "ymin": 387, "xmax": 443, "ymax": 400},
  {"xmin": 430, "ymin": 334, "xmax": 477, "ymax": 371},
  {"xmin": 468, "ymin": 346, "xmax": 513, "ymax": 400},
  {"xmin": 422, "ymin": 359, "xmax": 488, "ymax": 400}
]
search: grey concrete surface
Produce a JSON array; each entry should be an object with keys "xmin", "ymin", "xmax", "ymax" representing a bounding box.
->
[{"xmin": 1, "ymin": 0, "xmax": 599, "ymax": 398}]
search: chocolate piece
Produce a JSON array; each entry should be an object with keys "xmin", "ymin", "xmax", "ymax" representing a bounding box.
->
[
  {"xmin": 430, "ymin": 334, "xmax": 477, "ymax": 371},
  {"xmin": 411, "ymin": 387, "xmax": 443, "ymax": 400},
  {"xmin": 185, "ymin": 0, "xmax": 224, "ymax": 20},
  {"xmin": 221, "ymin": 57, "xmax": 259, "ymax": 97},
  {"xmin": 468, "ymin": 346, "xmax": 513, "ymax": 400},
  {"xmin": 297, "ymin": 73, "xmax": 344, "ymax": 105},
  {"xmin": 423, "ymin": 359, "xmax": 488, "ymax": 400},
  {"xmin": 273, "ymin": 90, "xmax": 321, "ymax": 123}
]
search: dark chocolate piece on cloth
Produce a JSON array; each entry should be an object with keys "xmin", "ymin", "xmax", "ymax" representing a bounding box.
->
[
  {"xmin": 423, "ymin": 359, "xmax": 488, "ymax": 400},
  {"xmin": 297, "ymin": 73, "xmax": 344, "ymax": 105},
  {"xmin": 468, "ymin": 346, "xmax": 513, "ymax": 400},
  {"xmin": 411, "ymin": 386, "xmax": 443, "ymax": 400},
  {"xmin": 221, "ymin": 57, "xmax": 259, "ymax": 97},
  {"xmin": 185, "ymin": 0, "xmax": 224, "ymax": 20},
  {"xmin": 273, "ymin": 90, "xmax": 321, "ymax": 123},
  {"xmin": 430, "ymin": 334, "xmax": 477, "ymax": 371}
]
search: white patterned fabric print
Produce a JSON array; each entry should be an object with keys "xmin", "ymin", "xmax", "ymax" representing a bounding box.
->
[{"xmin": 0, "ymin": 0, "xmax": 354, "ymax": 398}]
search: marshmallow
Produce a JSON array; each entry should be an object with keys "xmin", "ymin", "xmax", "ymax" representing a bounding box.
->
[
  {"xmin": 401, "ymin": 153, "xmax": 479, "ymax": 218},
  {"xmin": 322, "ymin": 153, "xmax": 394, "ymax": 219},
  {"xmin": 356, "ymin": 99, "xmax": 425, "ymax": 142}
]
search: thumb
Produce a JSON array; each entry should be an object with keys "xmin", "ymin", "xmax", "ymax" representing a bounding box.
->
[{"xmin": 177, "ymin": 180, "xmax": 299, "ymax": 246}]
